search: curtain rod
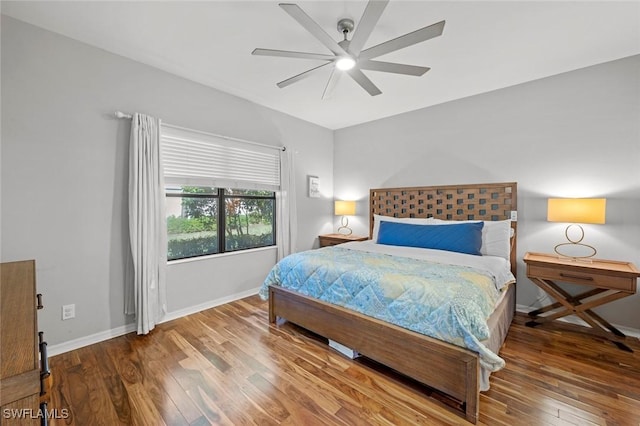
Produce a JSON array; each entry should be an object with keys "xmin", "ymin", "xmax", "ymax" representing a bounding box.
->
[
  {"xmin": 114, "ymin": 111, "xmax": 286, "ymax": 152},
  {"xmin": 115, "ymin": 111, "xmax": 133, "ymax": 119}
]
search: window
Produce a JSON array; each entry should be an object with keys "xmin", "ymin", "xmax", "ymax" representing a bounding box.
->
[
  {"xmin": 166, "ymin": 186, "xmax": 219, "ymax": 260},
  {"xmin": 166, "ymin": 186, "xmax": 275, "ymax": 261},
  {"xmin": 160, "ymin": 124, "xmax": 282, "ymax": 261},
  {"xmin": 223, "ymin": 188, "xmax": 275, "ymax": 252}
]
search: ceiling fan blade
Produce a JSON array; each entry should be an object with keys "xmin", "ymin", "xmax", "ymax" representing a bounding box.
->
[
  {"xmin": 276, "ymin": 62, "xmax": 332, "ymax": 88},
  {"xmin": 358, "ymin": 60, "xmax": 430, "ymax": 76},
  {"xmin": 360, "ymin": 20, "xmax": 445, "ymax": 60},
  {"xmin": 279, "ymin": 3, "xmax": 348, "ymax": 56},
  {"xmin": 346, "ymin": 68, "xmax": 382, "ymax": 96},
  {"xmin": 252, "ymin": 48, "xmax": 335, "ymax": 61},
  {"xmin": 322, "ymin": 68, "xmax": 342, "ymax": 100},
  {"xmin": 348, "ymin": 0, "xmax": 389, "ymax": 56}
]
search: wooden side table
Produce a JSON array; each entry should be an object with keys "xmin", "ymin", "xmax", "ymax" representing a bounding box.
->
[
  {"xmin": 319, "ymin": 233, "xmax": 368, "ymax": 247},
  {"xmin": 523, "ymin": 252, "xmax": 640, "ymax": 352}
]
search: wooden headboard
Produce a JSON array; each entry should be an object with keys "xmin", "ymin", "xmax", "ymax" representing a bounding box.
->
[{"xmin": 369, "ymin": 182, "xmax": 517, "ymax": 275}]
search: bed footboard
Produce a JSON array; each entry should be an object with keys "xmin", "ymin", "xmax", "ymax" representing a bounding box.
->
[{"xmin": 268, "ymin": 285, "xmax": 480, "ymax": 423}]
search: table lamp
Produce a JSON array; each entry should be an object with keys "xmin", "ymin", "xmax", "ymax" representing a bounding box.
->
[
  {"xmin": 547, "ymin": 198, "xmax": 606, "ymax": 259},
  {"xmin": 335, "ymin": 200, "xmax": 356, "ymax": 235}
]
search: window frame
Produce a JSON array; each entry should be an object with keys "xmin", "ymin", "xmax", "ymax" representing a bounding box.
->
[{"xmin": 166, "ymin": 187, "xmax": 276, "ymax": 261}]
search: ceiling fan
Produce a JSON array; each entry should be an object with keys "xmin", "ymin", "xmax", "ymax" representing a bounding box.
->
[{"xmin": 252, "ymin": 1, "xmax": 445, "ymax": 98}]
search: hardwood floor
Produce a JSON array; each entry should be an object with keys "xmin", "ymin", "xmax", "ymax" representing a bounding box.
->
[{"xmin": 48, "ymin": 295, "xmax": 640, "ymax": 425}]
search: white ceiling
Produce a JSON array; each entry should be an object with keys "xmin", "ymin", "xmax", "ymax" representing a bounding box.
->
[{"xmin": 2, "ymin": 1, "xmax": 639, "ymax": 129}]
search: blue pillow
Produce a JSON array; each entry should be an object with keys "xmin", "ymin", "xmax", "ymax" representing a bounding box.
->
[{"xmin": 377, "ymin": 221, "xmax": 484, "ymax": 255}]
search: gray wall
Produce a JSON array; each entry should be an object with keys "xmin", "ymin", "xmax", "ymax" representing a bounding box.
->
[
  {"xmin": 1, "ymin": 16, "xmax": 334, "ymax": 346},
  {"xmin": 3, "ymin": 14, "xmax": 638, "ymax": 350},
  {"xmin": 334, "ymin": 55, "xmax": 640, "ymax": 330}
]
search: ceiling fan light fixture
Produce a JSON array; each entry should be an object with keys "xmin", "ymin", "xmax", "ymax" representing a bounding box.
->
[{"xmin": 335, "ymin": 57, "xmax": 356, "ymax": 71}]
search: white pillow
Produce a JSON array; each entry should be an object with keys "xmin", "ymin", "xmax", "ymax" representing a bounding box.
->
[
  {"xmin": 429, "ymin": 219, "xmax": 513, "ymax": 260},
  {"xmin": 371, "ymin": 214, "xmax": 436, "ymax": 242}
]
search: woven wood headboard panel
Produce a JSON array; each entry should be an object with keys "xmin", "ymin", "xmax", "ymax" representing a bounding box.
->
[{"xmin": 369, "ymin": 182, "xmax": 517, "ymax": 274}]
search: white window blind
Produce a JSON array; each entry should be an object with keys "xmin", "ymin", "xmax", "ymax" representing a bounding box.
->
[{"xmin": 161, "ymin": 125, "xmax": 281, "ymax": 191}]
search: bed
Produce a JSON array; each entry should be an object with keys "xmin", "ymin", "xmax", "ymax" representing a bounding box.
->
[{"xmin": 260, "ymin": 182, "xmax": 517, "ymax": 423}]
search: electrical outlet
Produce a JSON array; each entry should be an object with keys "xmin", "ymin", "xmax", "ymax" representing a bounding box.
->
[
  {"xmin": 510, "ymin": 210, "xmax": 517, "ymax": 221},
  {"xmin": 62, "ymin": 304, "xmax": 75, "ymax": 320}
]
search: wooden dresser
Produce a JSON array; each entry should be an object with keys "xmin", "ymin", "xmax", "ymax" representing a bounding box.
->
[{"xmin": 1, "ymin": 260, "xmax": 49, "ymax": 425}]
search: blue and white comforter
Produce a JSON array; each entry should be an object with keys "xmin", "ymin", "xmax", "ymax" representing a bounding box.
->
[{"xmin": 259, "ymin": 242, "xmax": 514, "ymax": 372}]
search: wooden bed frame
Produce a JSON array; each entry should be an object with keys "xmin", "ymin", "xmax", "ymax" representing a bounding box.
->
[{"xmin": 269, "ymin": 182, "xmax": 517, "ymax": 423}]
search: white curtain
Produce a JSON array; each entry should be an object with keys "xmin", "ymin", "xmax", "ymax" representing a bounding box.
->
[
  {"xmin": 277, "ymin": 148, "xmax": 297, "ymax": 260},
  {"xmin": 126, "ymin": 113, "xmax": 167, "ymax": 334}
]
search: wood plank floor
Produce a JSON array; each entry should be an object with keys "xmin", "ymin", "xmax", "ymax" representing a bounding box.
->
[{"xmin": 47, "ymin": 295, "xmax": 640, "ymax": 425}]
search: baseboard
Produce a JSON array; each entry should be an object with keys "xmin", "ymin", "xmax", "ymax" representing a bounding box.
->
[
  {"xmin": 47, "ymin": 297, "xmax": 640, "ymax": 357},
  {"xmin": 48, "ymin": 287, "xmax": 261, "ymax": 357},
  {"xmin": 47, "ymin": 323, "xmax": 137, "ymax": 357},
  {"xmin": 160, "ymin": 287, "xmax": 261, "ymax": 323},
  {"xmin": 516, "ymin": 304, "xmax": 640, "ymax": 339}
]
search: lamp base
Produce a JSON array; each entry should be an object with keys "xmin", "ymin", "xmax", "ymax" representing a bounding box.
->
[
  {"xmin": 337, "ymin": 216, "xmax": 352, "ymax": 235},
  {"xmin": 553, "ymin": 224, "xmax": 597, "ymax": 260},
  {"xmin": 553, "ymin": 242, "xmax": 597, "ymax": 261},
  {"xmin": 553, "ymin": 252, "xmax": 594, "ymax": 264},
  {"xmin": 337, "ymin": 226, "xmax": 353, "ymax": 236}
]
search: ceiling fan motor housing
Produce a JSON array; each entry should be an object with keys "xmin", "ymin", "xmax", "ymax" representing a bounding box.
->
[{"xmin": 337, "ymin": 18, "xmax": 355, "ymax": 36}]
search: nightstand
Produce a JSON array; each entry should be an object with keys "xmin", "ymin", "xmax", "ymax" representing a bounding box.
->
[
  {"xmin": 319, "ymin": 233, "xmax": 368, "ymax": 247},
  {"xmin": 523, "ymin": 252, "xmax": 640, "ymax": 351}
]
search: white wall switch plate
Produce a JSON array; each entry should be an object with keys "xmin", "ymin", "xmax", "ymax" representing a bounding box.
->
[{"xmin": 62, "ymin": 304, "xmax": 75, "ymax": 320}]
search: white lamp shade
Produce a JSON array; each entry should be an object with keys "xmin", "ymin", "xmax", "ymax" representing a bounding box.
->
[
  {"xmin": 335, "ymin": 200, "xmax": 356, "ymax": 216},
  {"xmin": 547, "ymin": 198, "xmax": 606, "ymax": 224}
]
